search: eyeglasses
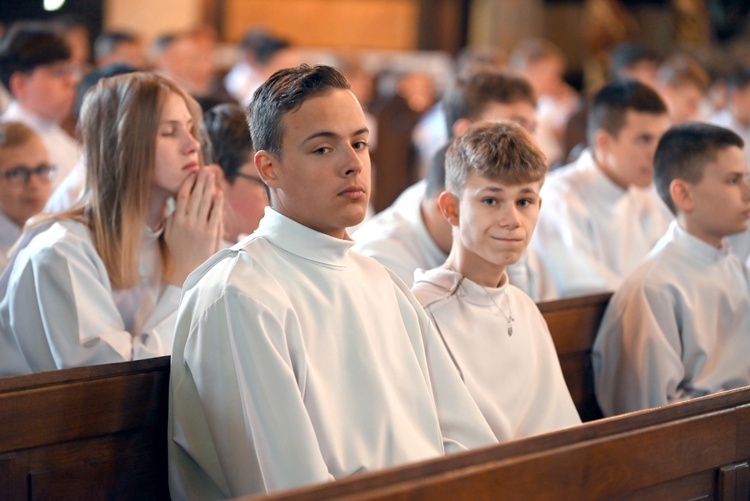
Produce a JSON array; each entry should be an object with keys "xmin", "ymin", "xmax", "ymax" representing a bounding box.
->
[
  {"xmin": 235, "ymin": 172, "xmax": 266, "ymax": 187},
  {"xmin": 0, "ymin": 163, "xmax": 57, "ymax": 186}
]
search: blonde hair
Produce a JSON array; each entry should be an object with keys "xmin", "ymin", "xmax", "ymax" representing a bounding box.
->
[{"xmin": 35, "ymin": 72, "xmax": 203, "ymax": 288}]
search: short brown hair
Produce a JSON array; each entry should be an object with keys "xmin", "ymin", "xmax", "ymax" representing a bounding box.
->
[
  {"xmin": 0, "ymin": 121, "xmax": 37, "ymax": 149},
  {"xmin": 445, "ymin": 120, "xmax": 547, "ymax": 194}
]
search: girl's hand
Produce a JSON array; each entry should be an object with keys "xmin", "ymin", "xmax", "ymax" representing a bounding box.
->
[{"xmin": 164, "ymin": 167, "xmax": 224, "ymax": 286}]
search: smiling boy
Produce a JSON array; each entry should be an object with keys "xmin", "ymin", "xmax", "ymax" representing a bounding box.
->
[
  {"xmin": 168, "ymin": 65, "xmax": 496, "ymax": 500},
  {"xmin": 412, "ymin": 120, "xmax": 580, "ymax": 441},
  {"xmin": 593, "ymin": 122, "xmax": 750, "ymax": 416}
]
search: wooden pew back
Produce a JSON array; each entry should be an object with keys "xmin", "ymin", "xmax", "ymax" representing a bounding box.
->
[
  {"xmin": 539, "ymin": 292, "xmax": 612, "ymax": 421},
  {"xmin": 255, "ymin": 385, "xmax": 750, "ymax": 500},
  {"xmin": 0, "ymin": 356, "xmax": 170, "ymax": 500}
]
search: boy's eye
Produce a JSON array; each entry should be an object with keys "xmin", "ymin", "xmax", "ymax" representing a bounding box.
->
[
  {"xmin": 313, "ymin": 146, "xmax": 331, "ymax": 155},
  {"xmin": 353, "ymin": 140, "xmax": 368, "ymax": 150},
  {"xmin": 482, "ymin": 198, "xmax": 497, "ymax": 206},
  {"xmin": 517, "ymin": 199, "xmax": 533, "ymax": 207}
]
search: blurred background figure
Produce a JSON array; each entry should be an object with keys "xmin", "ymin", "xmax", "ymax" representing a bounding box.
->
[
  {"xmin": 609, "ymin": 41, "xmax": 662, "ymax": 87},
  {"xmin": 93, "ymin": 30, "xmax": 146, "ymax": 69},
  {"xmin": 223, "ymin": 28, "xmax": 300, "ymax": 105},
  {"xmin": 203, "ymin": 102, "xmax": 268, "ymax": 243},
  {"xmin": 510, "ymin": 37, "xmax": 579, "ymax": 167},
  {"xmin": 0, "ymin": 122, "xmax": 53, "ymax": 272},
  {"xmin": 709, "ymin": 65, "xmax": 750, "ymax": 166},
  {"xmin": 655, "ymin": 54, "xmax": 710, "ymax": 123},
  {"xmin": 149, "ymin": 29, "xmax": 235, "ymax": 111},
  {"xmin": 0, "ymin": 22, "xmax": 81, "ymax": 191}
]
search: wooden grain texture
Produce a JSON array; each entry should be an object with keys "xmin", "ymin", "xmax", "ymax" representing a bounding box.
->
[
  {"xmin": 249, "ymin": 386, "xmax": 750, "ymax": 501},
  {"xmin": 539, "ymin": 292, "xmax": 611, "ymax": 421},
  {"xmin": 0, "ymin": 357, "xmax": 170, "ymax": 501}
]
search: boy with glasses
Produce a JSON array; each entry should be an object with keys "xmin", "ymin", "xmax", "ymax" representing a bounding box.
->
[{"xmin": 0, "ymin": 121, "xmax": 54, "ymax": 271}]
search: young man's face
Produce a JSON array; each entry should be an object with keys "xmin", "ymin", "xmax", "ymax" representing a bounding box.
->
[
  {"xmin": 685, "ymin": 145, "xmax": 750, "ymax": 247},
  {"xmin": 0, "ymin": 135, "xmax": 52, "ymax": 227},
  {"xmin": 13, "ymin": 60, "xmax": 77, "ymax": 123},
  {"xmin": 450, "ymin": 171, "xmax": 542, "ymax": 278},
  {"xmin": 661, "ymin": 83, "xmax": 705, "ymax": 124},
  {"xmin": 258, "ymin": 88, "xmax": 371, "ymax": 239},
  {"xmin": 597, "ymin": 110, "xmax": 670, "ymax": 189}
]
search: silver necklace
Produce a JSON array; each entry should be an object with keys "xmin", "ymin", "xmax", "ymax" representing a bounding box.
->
[{"xmin": 445, "ymin": 262, "xmax": 515, "ymax": 336}]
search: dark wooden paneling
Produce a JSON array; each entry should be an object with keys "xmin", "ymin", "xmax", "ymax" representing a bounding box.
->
[{"xmin": 0, "ymin": 357, "xmax": 170, "ymax": 501}]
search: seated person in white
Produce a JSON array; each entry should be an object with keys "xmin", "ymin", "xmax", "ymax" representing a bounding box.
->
[
  {"xmin": 710, "ymin": 66, "xmax": 750, "ymax": 168},
  {"xmin": 0, "ymin": 22, "xmax": 81, "ymax": 190},
  {"xmin": 412, "ymin": 121, "xmax": 580, "ymax": 441},
  {"xmin": 0, "ymin": 122, "xmax": 53, "ymax": 272},
  {"xmin": 44, "ymin": 63, "xmax": 138, "ymax": 213},
  {"xmin": 532, "ymin": 79, "xmax": 672, "ymax": 299},
  {"xmin": 593, "ymin": 123, "xmax": 750, "ymax": 416},
  {"xmin": 0, "ymin": 72, "xmax": 223, "ymax": 376},
  {"xmin": 203, "ymin": 103, "xmax": 268, "ymax": 243},
  {"xmin": 168, "ymin": 65, "xmax": 497, "ymax": 500},
  {"xmin": 354, "ymin": 70, "xmax": 542, "ymax": 292}
]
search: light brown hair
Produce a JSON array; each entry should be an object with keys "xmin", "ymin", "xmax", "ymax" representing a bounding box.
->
[{"xmin": 445, "ymin": 120, "xmax": 547, "ymax": 194}]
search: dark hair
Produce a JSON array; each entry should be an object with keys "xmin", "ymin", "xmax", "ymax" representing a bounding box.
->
[
  {"xmin": 248, "ymin": 64, "xmax": 350, "ymax": 157},
  {"xmin": 239, "ymin": 29, "xmax": 290, "ymax": 65},
  {"xmin": 0, "ymin": 21, "xmax": 72, "ymax": 90},
  {"xmin": 204, "ymin": 103, "xmax": 254, "ymax": 182},
  {"xmin": 446, "ymin": 120, "xmax": 547, "ymax": 194},
  {"xmin": 587, "ymin": 79, "xmax": 667, "ymax": 147},
  {"xmin": 441, "ymin": 70, "xmax": 536, "ymax": 137},
  {"xmin": 725, "ymin": 65, "xmax": 750, "ymax": 92},
  {"xmin": 654, "ymin": 123, "xmax": 744, "ymax": 214},
  {"xmin": 609, "ymin": 42, "xmax": 661, "ymax": 80},
  {"xmin": 73, "ymin": 63, "xmax": 137, "ymax": 119},
  {"xmin": 93, "ymin": 31, "xmax": 139, "ymax": 63}
]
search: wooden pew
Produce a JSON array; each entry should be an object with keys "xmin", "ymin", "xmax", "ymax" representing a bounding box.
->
[
  {"xmin": 539, "ymin": 292, "xmax": 612, "ymax": 421},
  {"xmin": 0, "ymin": 356, "xmax": 170, "ymax": 500},
  {"xmin": 253, "ymin": 385, "xmax": 750, "ymax": 500},
  {"xmin": 0, "ymin": 292, "xmax": 610, "ymax": 499}
]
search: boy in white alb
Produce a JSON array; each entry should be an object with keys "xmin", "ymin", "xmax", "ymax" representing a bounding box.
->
[
  {"xmin": 532, "ymin": 80, "xmax": 672, "ymax": 299},
  {"xmin": 168, "ymin": 65, "xmax": 497, "ymax": 500},
  {"xmin": 593, "ymin": 122, "xmax": 750, "ymax": 416},
  {"xmin": 412, "ymin": 120, "xmax": 580, "ymax": 441},
  {"xmin": 0, "ymin": 22, "xmax": 81, "ymax": 190},
  {"xmin": 354, "ymin": 70, "xmax": 552, "ymax": 299}
]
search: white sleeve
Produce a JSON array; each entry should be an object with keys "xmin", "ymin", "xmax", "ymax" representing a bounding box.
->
[
  {"xmin": 533, "ymin": 192, "xmax": 621, "ymax": 297},
  {"xmin": 592, "ymin": 282, "xmax": 685, "ymax": 416},
  {"xmin": 6, "ymin": 237, "xmax": 176, "ymax": 370},
  {"xmin": 181, "ymin": 290, "xmax": 333, "ymax": 496}
]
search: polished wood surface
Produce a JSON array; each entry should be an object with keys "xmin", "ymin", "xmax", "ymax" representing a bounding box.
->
[{"xmin": 0, "ymin": 356, "xmax": 170, "ymax": 500}]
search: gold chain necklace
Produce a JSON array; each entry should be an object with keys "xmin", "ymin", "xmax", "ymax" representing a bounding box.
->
[{"xmin": 445, "ymin": 262, "xmax": 515, "ymax": 336}]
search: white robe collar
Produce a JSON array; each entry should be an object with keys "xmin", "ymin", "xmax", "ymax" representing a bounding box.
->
[
  {"xmin": 669, "ymin": 221, "xmax": 732, "ymax": 263},
  {"xmin": 254, "ymin": 207, "xmax": 355, "ymax": 268},
  {"xmin": 577, "ymin": 148, "xmax": 629, "ymax": 201},
  {"xmin": 415, "ymin": 267, "xmax": 511, "ymax": 308}
]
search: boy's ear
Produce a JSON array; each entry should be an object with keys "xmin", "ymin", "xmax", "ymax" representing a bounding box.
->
[
  {"xmin": 670, "ymin": 179, "xmax": 694, "ymax": 212},
  {"xmin": 255, "ymin": 150, "xmax": 279, "ymax": 188},
  {"xmin": 8, "ymin": 72, "xmax": 27, "ymax": 99},
  {"xmin": 452, "ymin": 118, "xmax": 472, "ymax": 138},
  {"xmin": 593, "ymin": 128, "xmax": 611, "ymax": 156},
  {"xmin": 437, "ymin": 190, "xmax": 460, "ymax": 226}
]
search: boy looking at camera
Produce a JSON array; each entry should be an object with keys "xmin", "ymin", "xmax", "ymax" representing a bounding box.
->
[{"xmin": 412, "ymin": 120, "xmax": 580, "ymax": 441}]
